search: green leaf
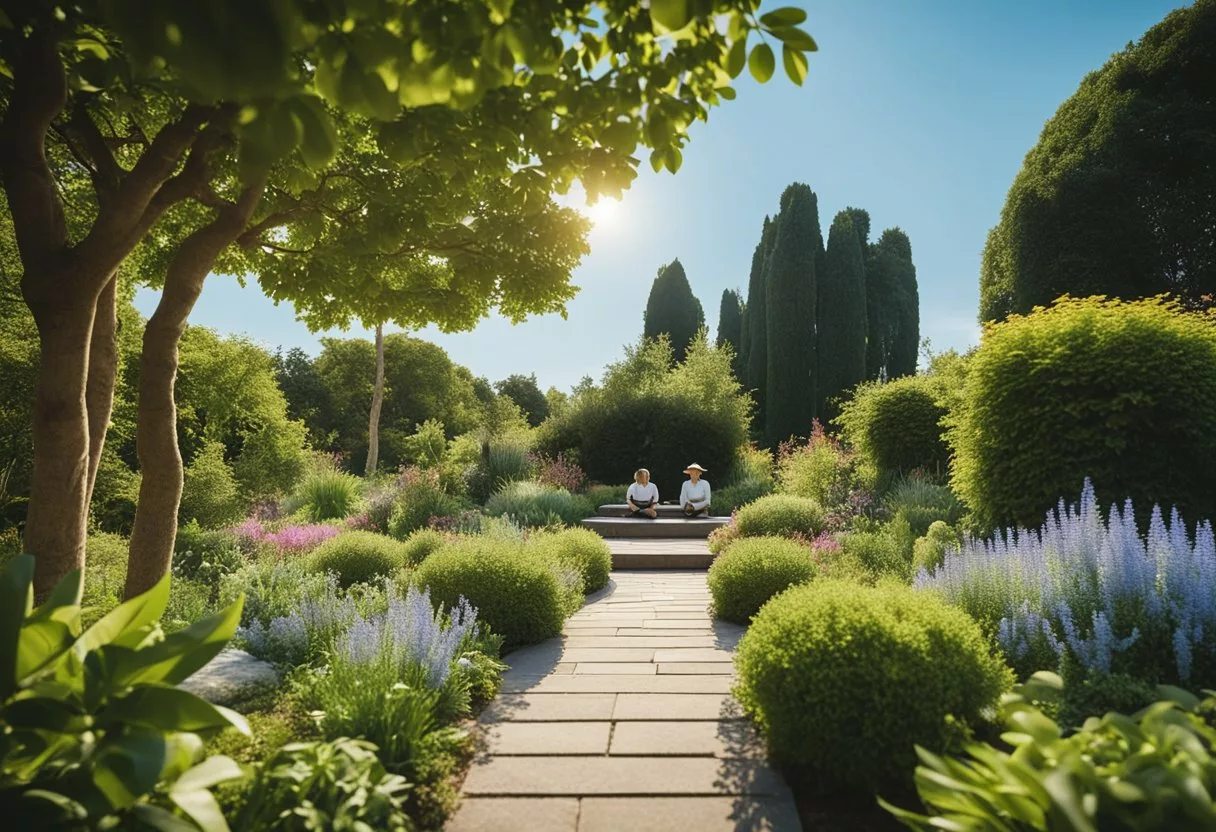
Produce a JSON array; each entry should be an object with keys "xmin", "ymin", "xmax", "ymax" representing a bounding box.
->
[
  {"xmin": 0, "ymin": 554, "xmax": 34, "ymax": 699},
  {"xmin": 171, "ymin": 788, "xmax": 230, "ymax": 832},
  {"xmin": 290, "ymin": 96, "xmax": 338, "ymax": 169},
  {"xmin": 3, "ymin": 696, "xmax": 89, "ymax": 733},
  {"xmin": 726, "ymin": 38, "xmax": 747, "ymax": 79},
  {"xmin": 770, "ymin": 27, "xmax": 818, "ymax": 52},
  {"xmin": 92, "ymin": 728, "xmax": 169, "ymax": 811},
  {"xmin": 716, "ymin": 86, "xmax": 737, "ymax": 100},
  {"xmin": 649, "ymin": 148, "xmax": 665, "ymax": 174},
  {"xmin": 667, "ymin": 146, "xmax": 683, "ymax": 173},
  {"xmin": 760, "ymin": 7, "xmax": 808, "ymax": 27},
  {"xmin": 748, "ymin": 43, "xmax": 775, "ymax": 83},
  {"xmin": 782, "ymin": 45, "xmax": 807, "ymax": 86},
  {"xmin": 173, "ymin": 755, "xmax": 245, "ymax": 793},
  {"xmin": 102, "ymin": 685, "xmax": 246, "ymax": 734},
  {"xmin": 78, "ymin": 571, "xmax": 170, "ymax": 657},
  {"xmin": 115, "ymin": 596, "xmax": 243, "ymax": 687},
  {"xmin": 17, "ymin": 618, "xmax": 75, "ymax": 684},
  {"xmin": 1008, "ymin": 708, "xmax": 1061, "ymax": 746},
  {"xmin": 650, "ymin": 0, "xmax": 691, "ymax": 33},
  {"xmin": 30, "ymin": 569, "xmax": 83, "ymax": 619},
  {"xmin": 130, "ymin": 803, "xmax": 201, "ymax": 832},
  {"xmin": 1155, "ymin": 684, "xmax": 1202, "ymax": 712}
]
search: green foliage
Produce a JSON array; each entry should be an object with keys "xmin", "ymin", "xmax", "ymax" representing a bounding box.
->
[
  {"xmin": 865, "ymin": 228, "xmax": 920, "ymax": 381},
  {"xmin": 643, "ymin": 259, "xmax": 705, "ymax": 363},
  {"xmin": 465, "ymin": 440, "xmax": 534, "ymax": 503},
  {"xmin": 885, "ymin": 475, "xmax": 962, "ymax": 536},
  {"xmin": 882, "ymin": 674, "xmax": 1216, "ymax": 831},
  {"xmin": 716, "ymin": 288, "xmax": 745, "ymax": 377},
  {"xmin": 414, "ymin": 539, "xmax": 568, "ymax": 649},
  {"xmin": 947, "ymin": 297, "xmax": 1216, "ymax": 531},
  {"xmin": 402, "ymin": 418, "xmax": 448, "ymax": 470},
  {"xmin": 711, "ymin": 479, "xmax": 774, "ymax": 516},
  {"xmin": 979, "ymin": 1, "xmax": 1216, "ymax": 322},
  {"xmin": 911, "ymin": 520, "xmax": 960, "ymax": 575},
  {"xmin": 533, "ymin": 527, "xmax": 613, "ymax": 594},
  {"xmin": 180, "ymin": 440, "xmax": 245, "ymax": 529},
  {"xmin": 741, "ymin": 216, "xmax": 776, "ymax": 425},
  {"xmin": 386, "ymin": 468, "xmax": 466, "ymax": 538},
  {"xmin": 817, "ymin": 211, "xmax": 868, "ymax": 420},
  {"xmin": 485, "ymin": 481, "xmax": 591, "ymax": 528},
  {"xmin": 309, "ymin": 532, "xmax": 409, "ymax": 588},
  {"xmin": 839, "ymin": 518, "xmax": 917, "ymax": 583},
  {"xmin": 707, "ymin": 520, "xmax": 743, "ymax": 557},
  {"xmin": 735, "ymin": 494, "xmax": 826, "ymax": 539},
  {"xmin": 231, "ymin": 738, "xmax": 411, "ymax": 831},
  {"xmin": 765, "ymin": 183, "xmax": 822, "ymax": 445},
  {"xmin": 298, "ymin": 469, "xmax": 363, "ymax": 522},
  {"xmin": 776, "ymin": 427, "xmax": 871, "ymax": 509},
  {"xmin": 835, "ymin": 375, "xmax": 948, "ymax": 479},
  {"xmin": 495, "ymin": 374, "xmax": 549, "ymax": 428},
  {"xmin": 172, "ymin": 523, "xmax": 245, "ymax": 586},
  {"xmin": 81, "ymin": 532, "xmax": 131, "ymax": 624},
  {"xmin": 583, "ymin": 484, "xmax": 632, "ymax": 514},
  {"xmin": 0, "ymin": 555, "xmax": 247, "ymax": 829},
  {"xmin": 220, "ymin": 558, "xmax": 331, "ymax": 629},
  {"xmin": 539, "ymin": 334, "xmax": 750, "ymax": 498},
  {"xmin": 400, "ymin": 529, "xmax": 448, "ymax": 567},
  {"xmin": 708, "ymin": 537, "xmax": 816, "ymax": 623},
  {"xmin": 90, "ymin": 445, "xmax": 141, "ymax": 534},
  {"xmin": 734, "ymin": 579, "xmax": 1013, "ymax": 792}
]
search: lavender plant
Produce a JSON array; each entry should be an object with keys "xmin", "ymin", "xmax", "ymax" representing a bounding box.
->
[
  {"xmin": 917, "ymin": 480, "xmax": 1216, "ymax": 686},
  {"xmin": 237, "ymin": 573, "xmax": 363, "ymax": 665}
]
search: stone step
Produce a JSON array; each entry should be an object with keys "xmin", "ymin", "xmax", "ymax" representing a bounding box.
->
[
  {"xmin": 596, "ymin": 503, "xmax": 703, "ymax": 518},
  {"xmin": 603, "ymin": 539, "xmax": 715, "ymax": 570},
  {"xmin": 582, "ymin": 516, "xmax": 728, "ymax": 541}
]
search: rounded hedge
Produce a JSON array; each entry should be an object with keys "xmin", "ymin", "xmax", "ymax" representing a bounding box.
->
[
  {"xmin": 834, "ymin": 376, "xmax": 948, "ymax": 478},
  {"xmin": 400, "ymin": 528, "xmax": 447, "ymax": 566},
  {"xmin": 734, "ymin": 580, "xmax": 1013, "ymax": 792},
  {"xmin": 308, "ymin": 531, "xmax": 408, "ymax": 587},
  {"xmin": 413, "ymin": 538, "xmax": 566, "ymax": 648},
  {"xmin": 735, "ymin": 495, "xmax": 826, "ymax": 539},
  {"xmin": 912, "ymin": 521, "xmax": 960, "ymax": 575},
  {"xmin": 947, "ymin": 297, "xmax": 1216, "ymax": 531},
  {"xmin": 708, "ymin": 537, "xmax": 816, "ymax": 623},
  {"xmin": 534, "ymin": 527, "xmax": 612, "ymax": 594}
]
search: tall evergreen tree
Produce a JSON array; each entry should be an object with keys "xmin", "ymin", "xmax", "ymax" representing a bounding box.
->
[
  {"xmin": 843, "ymin": 206, "xmax": 871, "ymax": 249},
  {"xmin": 817, "ymin": 211, "xmax": 868, "ymax": 419},
  {"xmin": 643, "ymin": 259, "xmax": 705, "ymax": 362},
  {"xmin": 765, "ymin": 183, "xmax": 821, "ymax": 446},
  {"xmin": 716, "ymin": 288, "xmax": 745, "ymax": 376},
  {"xmin": 882, "ymin": 228, "xmax": 920, "ymax": 378},
  {"xmin": 742, "ymin": 216, "xmax": 776, "ymax": 425}
]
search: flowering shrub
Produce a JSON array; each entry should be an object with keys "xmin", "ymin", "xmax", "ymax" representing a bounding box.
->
[
  {"xmin": 529, "ymin": 451, "xmax": 586, "ymax": 492},
  {"xmin": 237, "ymin": 574, "xmax": 363, "ymax": 665},
  {"xmin": 387, "ymin": 466, "xmax": 465, "ymax": 538},
  {"xmin": 917, "ymin": 480, "xmax": 1216, "ymax": 687},
  {"xmin": 232, "ymin": 518, "xmax": 341, "ymax": 555},
  {"xmin": 707, "ymin": 513, "xmax": 741, "ymax": 555}
]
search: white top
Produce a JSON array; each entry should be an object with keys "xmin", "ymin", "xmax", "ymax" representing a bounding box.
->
[
  {"xmin": 679, "ymin": 479, "xmax": 711, "ymax": 509},
  {"xmin": 626, "ymin": 482, "xmax": 659, "ymax": 505}
]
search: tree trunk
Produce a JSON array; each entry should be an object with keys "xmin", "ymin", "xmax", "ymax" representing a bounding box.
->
[
  {"xmin": 125, "ymin": 183, "xmax": 265, "ymax": 599},
  {"xmin": 84, "ymin": 273, "xmax": 118, "ymax": 506},
  {"xmin": 365, "ymin": 323, "xmax": 385, "ymax": 476}
]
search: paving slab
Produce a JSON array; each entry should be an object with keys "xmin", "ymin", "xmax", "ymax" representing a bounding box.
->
[
  {"xmin": 609, "ymin": 721, "xmax": 764, "ymax": 758},
  {"xmin": 613, "ymin": 693, "xmax": 739, "ymax": 721},
  {"xmin": 502, "ymin": 674, "xmax": 734, "ymax": 694},
  {"xmin": 653, "ymin": 648, "xmax": 736, "ymax": 663},
  {"xmin": 462, "ymin": 756, "xmax": 788, "ymax": 796},
  {"xmin": 448, "ymin": 797, "xmax": 579, "ymax": 832},
  {"xmin": 574, "ymin": 662, "xmax": 658, "ymax": 675},
  {"xmin": 642, "ymin": 618, "xmax": 723, "ymax": 629},
  {"xmin": 560, "ymin": 648, "xmax": 655, "ymax": 663},
  {"xmin": 482, "ymin": 721, "xmax": 611, "ymax": 755},
  {"xmin": 480, "ymin": 693, "xmax": 617, "ymax": 722},
  {"xmin": 657, "ymin": 662, "xmax": 735, "ymax": 675},
  {"xmin": 578, "ymin": 797, "xmax": 801, "ymax": 832}
]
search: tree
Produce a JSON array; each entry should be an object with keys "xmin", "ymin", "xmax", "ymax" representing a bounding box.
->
[
  {"xmin": 817, "ymin": 211, "xmax": 868, "ymax": 419},
  {"xmin": 876, "ymin": 229, "xmax": 919, "ymax": 379},
  {"xmin": 273, "ymin": 346, "xmax": 333, "ymax": 447},
  {"xmin": 741, "ymin": 216, "xmax": 776, "ymax": 425},
  {"xmin": 365, "ymin": 324, "xmax": 386, "ymax": 475},
  {"xmin": 765, "ymin": 183, "xmax": 822, "ymax": 445},
  {"xmin": 495, "ymin": 374, "xmax": 549, "ymax": 428},
  {"xmin": 643, "ymin": 259, "xmax": 705, "ymax": 362},
  {"xmin": 716, "ymin": 288, "xmax": 744, "ymax": 375},
  {"xmin": 1, "ymin": 2, "xmax": 817, "ymax": 597},
  {"xmin": 979, "ymin": 0, "xmax": 1216, "ymax": 322}
]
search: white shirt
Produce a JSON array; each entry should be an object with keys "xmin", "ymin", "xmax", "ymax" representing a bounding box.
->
[
  {"xmin": 627, "ymin": 482, "xmax": 659, "ymax": 505},
  {"xmin": 679, "ymin": 479, "xmax": 711, "ymax": 509}
]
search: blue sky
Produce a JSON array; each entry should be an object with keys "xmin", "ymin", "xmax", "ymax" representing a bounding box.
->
[{"xmin": 136, "ymin": 0, "xmax": 1189, "ymax": 392}]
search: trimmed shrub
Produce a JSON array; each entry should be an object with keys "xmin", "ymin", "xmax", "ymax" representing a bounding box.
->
[
  {"xmin": 711, "ymin": 478, "xmax": 773, "ymax": 516},
  {"xmin": 911, "ymin": 520, "xmax": 960, "ymax": 575},
  {"xmin": 835, "ymin": 376, "xmax": 948, "ymax": 479},
  {"xmin": 947, "ymin": 296, "xmax": 1216, "ymax": 531},
  {"xmin": 299, "ymin": 469, "xmax": 362, "ymax": 522},
  {"xmin": 180, "ymin": 440, "xmax": 245, "ymax": 528},
  {"xmin": 485, "ymin": 481, "xmax": 590, "ymax": 528},
  {"xmin": 414, "ymin": 538, "xmax": 567, "ymax": 648},
  {"xmin": 707, "ymin": 518, "xmax": 742, "ymax": 556},
  {"xmin": 534, "ymin": 527, "xmax": 613, "ymax": 594},
  {"xmin": 734, "ymin": 580, "xmax": 1013, "ymax": 792},
  {"xmin": 308, "ymin": 531, "xmax": 409, "ymax": 587},
  {"xmin": 708, "ymin": 537, "xmax": 816, "ymax": 623},
  {"xmin": 735, "ymin": 494, "xmax": 826, "ymax": 539},
  {"xmin": 401, "ymin": 528, "xmax": 447, "ymax": 566},
  {"xmin": 839, "ymin": 518, "xmax": 916, "ymax": 583}
]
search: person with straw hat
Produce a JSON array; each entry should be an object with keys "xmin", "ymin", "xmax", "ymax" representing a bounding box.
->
[{"xmin": 679, "ymin": 463, "xmax": 711, "ymax": 517}]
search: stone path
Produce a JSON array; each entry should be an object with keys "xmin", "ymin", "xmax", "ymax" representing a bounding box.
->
[{"xmin": 448, "ymin": 571, "xmax": 801, "ymax": 831}]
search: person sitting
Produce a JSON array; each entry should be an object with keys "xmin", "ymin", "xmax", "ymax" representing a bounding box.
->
[
  {"xmin": 626, "ymin": 468, "xmax": 659, "ymax": 518},
  {"xmin": 679, "ymin": 463, "xmax": 712, "ymax": 517}
]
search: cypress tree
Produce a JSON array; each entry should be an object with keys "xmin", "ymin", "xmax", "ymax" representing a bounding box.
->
[
  {"xmin": 817, "ymin": 211, "xmax": 868, "ymax": 419},
  {"xmin": 882, "ymin": 228, "xmax": 920, "ymax": 378},
  {"xmin": 716, "ymin": 288, "xmax": 745, "ymax": 376},
  {"xmin": 765, "ymin": 183, "xmax": 821, "ymax": 446},
  {"xmin": 742, "ymin": 216, "xmax": 775, "ymax": 425},
  {"xmin": 643, "ymin": 259, "xmax": 705, "ymax": 362}
]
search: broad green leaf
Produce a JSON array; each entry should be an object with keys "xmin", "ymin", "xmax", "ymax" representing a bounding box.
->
[
  {"xmin": 770, "ymin": 27, "xmax": 817, "ymax": 52},
  {"xmin": 1041, "ymin": 769, "xmax": 1097, "ymax": 832},
  {"xmin": 649, "ymin": 148, "xmax": 665, "ymax": 174},
  {"xmin": 116, "ymin": 596, "xmax": 243, "ymax": 687},
  {"xmin": 102, "ymin": 685, "xmax": 244, "ymax": 734},
  {"xmin": 30, "ymin": 569, "xmax": 83, "ymax": 620},
  {"xmin": 782, "ymin": 45, "xmax": 807, "ymax": 86},
  {"xmin": 650, "ymin": 0, "xmax": 690, "ymax": 33},
  {"xmin": 1155, "ymin": 684, "xmax": 1202, "ymax": 712},
  {"xmin": 716, "ymin": 86, "xmax": 737, "ymax": 100},
  {"xmin": 759, "ymin": 7, "xmax": 808, "ymax": 27},
  {"xmin": 17, "ymin": 618, "xmax": 75, "ymax": 684},
  {"xmin": 130, "ymin": 803, "xmax": 200, "ymax": 832},
  {"xmin": 78, "ymin": 570, "xmax": 170, "ymax": 656},
  {"xmin": 92, "ymin": 728, "xmax": 169, "ymax": 810},
  {"xmin": 3, "ymin": 696, "xmax": 89, "ymax": 733},
  {"xmin": 748, "ymin": 43, "xmax": 775, "ymax": 83},
  {"xmin": 172, "ymin": 788, "xmax": 230, "ymax": 832},
  {"xmin": 726, "ymin": 38, "xmax": 747, "ymax": 79},
  {"xmin": 172, "ymin": 755, "xmax": 245, "ymax": 793},
  {"xmin": 1008, "ymin": 708, "xmax": 1061, "ymax": 746},
  {"xmin": 0, "ymin": 554, "xmax": 34, "ymax": 699},
  {"xmin": 667, "ymin": 146, "xmax": 683, "ymax": 173},
  {"xmin": 290, "ymin": 95, "xmax": 338, "ymax": 169}
]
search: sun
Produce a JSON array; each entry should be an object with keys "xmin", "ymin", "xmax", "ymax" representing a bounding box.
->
[{"xmin": 582, "ymin": 196, "xmax": 621, "ymax": 227}]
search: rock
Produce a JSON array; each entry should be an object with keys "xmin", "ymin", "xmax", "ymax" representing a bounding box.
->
[{"xmin": 179, "ymin": 648, "xmax": 279, "ymax": 707}]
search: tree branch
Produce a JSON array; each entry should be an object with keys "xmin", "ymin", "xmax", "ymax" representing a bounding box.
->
[{"xmin": 67, "ymin": 100, "xmax": 123, "ymax": 196}]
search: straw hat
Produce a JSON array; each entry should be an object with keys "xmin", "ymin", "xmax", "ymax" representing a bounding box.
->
[{"xmin": 683, "ymin": 463, "xmax": 708, "ymax": 474}]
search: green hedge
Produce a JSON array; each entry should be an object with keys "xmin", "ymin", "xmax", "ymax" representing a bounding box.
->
[
  {"xmin": 708, "ymin": 537, "xmax": 816, "ymax": 623},
  {"xmin": 308, "ymin": 531, "xmax": 408, "ymax": 587},
  {"xmin": 947, "ymin": 297, "xmax": 1216, "ymax": 530},
  {"xmin": 835, "ymin": 376, "xmax": 948, "ymax": 479},
  {"xmin": 734, "ymin": 580, "xmax": 1012, "ymax": 792},
  {"xmin": 735, "ymin": 495, "xmax": 826, "ymax": 539},
  {"xmin": 533, "ymin": 527, "xmax": 613, "ymax": 594},
  {"xmin": 484, "ymin": 481, "xmax": 591, "ymax": 528},
  {"xmin": 912, "ymin": 521, "xmax": 960, "ymax": 575},
  {"xmin": 414, "ymin": 538, "xmax": 567, "ymax": 648},
  {"xmin": 400, "ymin": 528, "xmax": 447, "ymax": 566}
]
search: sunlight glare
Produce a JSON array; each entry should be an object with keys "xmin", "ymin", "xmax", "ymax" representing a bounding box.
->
[{"xmin": 582, "ymin": 196, "xmax": 621, "ymax": 228}]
